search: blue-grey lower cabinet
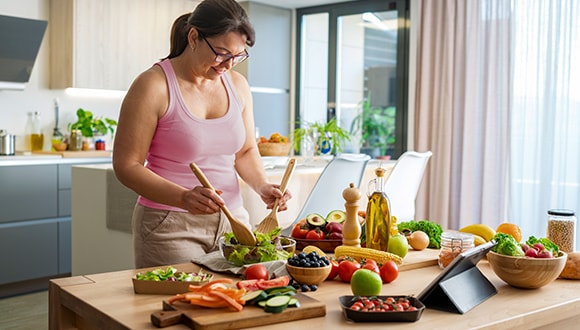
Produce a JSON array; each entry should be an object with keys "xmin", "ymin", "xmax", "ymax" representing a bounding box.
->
[{"xmin": 0, "ymin": 160, "xmax": 110, "ymax": 297}]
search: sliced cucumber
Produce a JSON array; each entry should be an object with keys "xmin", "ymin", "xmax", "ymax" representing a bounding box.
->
[
  {"xmin": 288, "ymin": 298, "xmax": 300, "ymax": 308},
  {"xmin": 258, "ymin": 300, "xmax": 267, "ymax": 308},
  {"xmin": 240, "ymin": 290, "xmax": 268, "ymax": 304},
  {"xmin": 264, "ymin": 295, "xmax": 291, "ymax": 313},
  {"xmin": 264, "ymin": 285, "xmax": 296, "ymax": 294}
]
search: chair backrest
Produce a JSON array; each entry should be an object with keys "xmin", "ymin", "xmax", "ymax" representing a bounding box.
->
[
  {"xmin": 281, "ymin": 153, "xmax": 370, "ymax": 236},
  {"xmin": 384, "ymin": 150, "xmax": 432, "ymax": 222}
]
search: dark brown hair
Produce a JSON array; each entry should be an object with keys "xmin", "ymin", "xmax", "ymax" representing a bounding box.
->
[{"xmin": 164, "ymin": 0, "xmax": 255, "ymax": 59}]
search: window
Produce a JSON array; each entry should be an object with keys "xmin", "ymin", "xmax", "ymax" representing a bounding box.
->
[{"xmin": 295, "ymin": 0, "xmax": 410, "ymax": 158}]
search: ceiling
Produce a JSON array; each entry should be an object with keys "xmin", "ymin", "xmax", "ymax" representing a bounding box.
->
[{"xmin": 247, "ymin": 0, "xmax": 352, "ymax": 9}]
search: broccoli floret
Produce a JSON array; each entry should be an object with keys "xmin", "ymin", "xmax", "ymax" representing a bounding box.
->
[{"xmin": 491, "ymin": 232, "xmax": 525, "ymax": 256}]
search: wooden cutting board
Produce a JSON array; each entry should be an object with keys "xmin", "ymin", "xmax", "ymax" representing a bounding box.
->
[
  {"xmin": 399, "ymin": 248, "xmax": 440, "ymax": 271},
  {"xmin": 151, "ymin": 293, "xmax": 326, "ymax": 329},
  {"xmin": 32, "ymin": 150, "xmax": 111, "ymax": 158}
]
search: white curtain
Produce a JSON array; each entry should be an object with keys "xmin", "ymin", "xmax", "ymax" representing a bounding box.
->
[
  {"xmin": 509, "ymin": 0, "xmax": 580, "ymax": 245},
  {"xmin": 414, "ymin": 0, "xmax": 512, "ymax": 231}
]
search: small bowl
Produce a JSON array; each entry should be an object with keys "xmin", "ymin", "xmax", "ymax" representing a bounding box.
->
[
  {"xmin": 286, "ymin": 263, "xmax": 331, "ymax": 286},
  {"xmin": 219, "ymin": 236, "xmax": 296, "ymax": 266},
  {"xmin": 258, "ymin": 142, "xmax": 291, "ymax": 156},
  {"xmin": 52, "ymin": 142, "xmax": 68, "ymax": 151},
  {"xmin": 487, "ymin": 251, "xmax": 567, "ymax": 289}
]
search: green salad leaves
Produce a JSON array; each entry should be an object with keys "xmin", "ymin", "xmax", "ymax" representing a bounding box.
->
[
  {"xmin": 491, "ymin": 232, "xmax": 525, "ymax": 256},
  {"xmin": 397, "ymin": 220, "xmax": 443, "ymax": 249},
  {"xmin": 223, "ymin": 228, "xmax": 293, "ymax": 266},
  {"xmin": 135, "ymin": 266, "xmax": 212, "ymax": 282}
]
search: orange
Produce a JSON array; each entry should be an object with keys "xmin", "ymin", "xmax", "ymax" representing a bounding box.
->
[{"xmin": 496, "ymin": 222, "xmax": 522, "ymax": 243}]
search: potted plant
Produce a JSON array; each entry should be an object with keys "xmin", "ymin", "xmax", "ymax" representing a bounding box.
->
[
  {"xmin": 293, "ymin": 117, "xmax": 351, "ymax": 156},
  {"xmin": 350, "ymin": 97, "xmax": 395, "ymax": 158},
  {"xmin": 69, "ymin": 108, "xmax": 118, "ymax": 138}
]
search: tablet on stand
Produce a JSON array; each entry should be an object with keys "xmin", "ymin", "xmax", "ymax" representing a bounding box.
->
[{"xmin": 417, "ymin": 240, "xmax": 497, "ymax": 314}]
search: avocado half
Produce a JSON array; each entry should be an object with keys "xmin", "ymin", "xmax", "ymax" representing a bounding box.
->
[
  {"xmin": 306, "ymin": 213, "xmax": 326, "ymax": 227},
  {"xmin": 326, "ymin": 210, "xmax": 346, "ymax": 224}
]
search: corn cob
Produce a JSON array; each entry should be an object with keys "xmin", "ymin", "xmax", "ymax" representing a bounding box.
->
[{"xmin": 334, "ymin": 245, "xmax": 403, "ymax": 266}]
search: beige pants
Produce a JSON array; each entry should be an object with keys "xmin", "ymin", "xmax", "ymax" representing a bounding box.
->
[{"xmin": 132, "ymin": 204, "xmax": 250, "ymax": 268}]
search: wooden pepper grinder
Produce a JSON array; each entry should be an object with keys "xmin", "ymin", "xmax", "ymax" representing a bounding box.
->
[{"xmin": 342, "ymin": 182, "xmax": 362, "ymax": 247}]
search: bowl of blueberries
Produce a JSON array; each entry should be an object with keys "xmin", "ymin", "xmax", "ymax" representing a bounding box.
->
[{"xmin": 286, "ymin": 251, "xmax": 331, "ymax": 287}]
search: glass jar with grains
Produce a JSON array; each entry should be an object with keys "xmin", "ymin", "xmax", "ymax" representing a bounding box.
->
[
  {"xmin": 546, "ymin": 209, "xmax": 576, "ymax": 253},
  {"xmin": 438, "ymin": 231, "xmax": 474, "ymax": 269}
]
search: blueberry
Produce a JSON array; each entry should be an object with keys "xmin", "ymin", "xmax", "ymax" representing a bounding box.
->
[
  {"xmin": 301, "ymin": 284, "xmax": 310, "ymax": 292},
  {"xmin": 310, "ymin": 284, "xmax": 318, "ymax": 291}
]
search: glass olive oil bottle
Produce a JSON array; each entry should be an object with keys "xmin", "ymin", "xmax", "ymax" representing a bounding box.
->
[{"xmin": 365, "ymin": 167, "xmax": 391, "ymax": 251}]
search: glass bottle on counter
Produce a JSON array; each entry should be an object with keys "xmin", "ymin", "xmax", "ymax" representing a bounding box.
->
[
  {"xmin": 438, "ymin": 231, "xmax": 474, "ymax": 269},
  {"xmin": 69, "ymin": 130, "xmax": 83, "ymax": 151},
  {"xmin": 546, "ymin": 209, "xmax": 576, "ymax": 253},
  {"xmin": 365, "ymin": 167, "xmax": 391, "ymax": 251},
  {"xmin": 26, "ymin": 111, "xmax": 44, "ymax": 151}
]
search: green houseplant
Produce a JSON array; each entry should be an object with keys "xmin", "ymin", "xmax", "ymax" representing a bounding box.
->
[
  {"xmin": 350, "ymin": 97, "xmax": 395, "ymax": 157},
  {"xmin": 293, "ymin": 117, "xmax": 351, "ymax": 155},
  {"xmin": 69, "ymin": 108, "xmax": 118, "ymax": 138}
]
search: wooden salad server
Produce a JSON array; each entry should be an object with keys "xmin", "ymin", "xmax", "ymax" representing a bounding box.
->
[
  {"xmin": 189, "ymin": 163, "xmax": 257, "ymax": 246},
  {"xmin": 255, "ymin": 157, "xmax": 296, "ymax": 234}
]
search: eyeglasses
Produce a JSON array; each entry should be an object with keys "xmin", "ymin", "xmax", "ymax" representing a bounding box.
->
[{"xmin": 201, "ymin": 35, "xmax": 249, "ymax": 66}]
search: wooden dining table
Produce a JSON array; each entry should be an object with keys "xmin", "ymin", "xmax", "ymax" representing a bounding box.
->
[{"xmin": 49, "ymin": 248, "xmax": 580, "ymax": 330}]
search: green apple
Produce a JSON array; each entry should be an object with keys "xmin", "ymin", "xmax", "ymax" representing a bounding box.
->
[
  {"xmin": 350, "ymin": 269, "xmax": 382, "ymax": 296},
  {"xmin": 387, "ymin": 234, "xmax": 409, "ymax": 258}
]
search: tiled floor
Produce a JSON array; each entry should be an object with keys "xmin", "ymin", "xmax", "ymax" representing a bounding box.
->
[{"xmin": 0, "ymin": 290, "xmax": 48, "ymax": 330}]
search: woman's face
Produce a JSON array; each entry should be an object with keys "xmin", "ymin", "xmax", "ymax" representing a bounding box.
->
[{"xmin": 192, "ymin": 31, "xmax": 249, "ymax": 77}]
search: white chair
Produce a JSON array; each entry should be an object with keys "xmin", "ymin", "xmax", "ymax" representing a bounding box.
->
[
  {"xmin": 384, "ymin": 151, "xmax": 432, "ymax": 222},
  {"xmin": 281, "ymin": 153, "xmax": 371, "ymax": 236}
]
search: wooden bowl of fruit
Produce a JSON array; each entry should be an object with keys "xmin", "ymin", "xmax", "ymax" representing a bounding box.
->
[
  {"xmin": 289, "ymin": 211, "xmax": 345, "ymax": 252},
  {"xmin": 257, "ymin": 133, "xmax": 291, "ymax": 156},
  {"xmin": 487, "ymin": 250, "xmax": 567, "ymax": 289}
]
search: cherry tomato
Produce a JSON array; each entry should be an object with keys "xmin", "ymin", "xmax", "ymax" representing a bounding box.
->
[
  {"xmin": 306, "ymin": 229, "xmax": 325, "ymax": 240},
  {"xmin": 326, "ymin": 259, "xmax": 340, "ymax": 281},
  {"xmin": 291, "ymin": 223, "xmax": 309, "ymax": 239},
  {"xmin": 379, "ymin": 260, "xmax": 399, "ymax": 283},
  {"xmin": 362, "ymin": 259, "xmax": 380, "ymax": 274},
  {"xmin": 338, "ymin": 260, "xmax": 361, "ymax": 282},
  {"xmin": 243, "ymin": 264, "xmax": 269, "ymax": 281},
  {"xmin": 255, "ymin": 275, "xmax": 290, "ymax": 289}
]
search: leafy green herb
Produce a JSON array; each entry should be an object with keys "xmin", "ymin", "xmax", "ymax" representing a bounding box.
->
[
  {"xmin": 491, "ymin": 232, "xmax": 525, "ymax": 256},
  {"xmin": 526, "ymin": 236, "xmax": 559, "ymax": 256},
  {"xmin": 397, "ymin": 220, "xmax": 443, "ymax": 249}
]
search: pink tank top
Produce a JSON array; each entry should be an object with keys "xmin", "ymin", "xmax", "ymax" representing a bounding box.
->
[{"xmin": 137, "ymin": 59, "xmax": 246, "ymax": 212}]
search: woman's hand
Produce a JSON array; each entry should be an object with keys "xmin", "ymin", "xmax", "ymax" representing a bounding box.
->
[
  {"xmin": 259, "ymin": 184, "xmax": 292, "ymax": 211},
  {"xmin": 183, "ymin": 186, "xmax": 225, "ymax": 215}
]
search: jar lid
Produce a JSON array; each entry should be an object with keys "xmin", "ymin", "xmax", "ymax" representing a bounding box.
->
[{"xmin": 548, "ymin": 209, "xmax": 575, "ymax": 216}]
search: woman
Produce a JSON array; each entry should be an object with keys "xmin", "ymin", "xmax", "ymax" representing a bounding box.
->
[{"xmin": 113, "ymin": 0, "xmax": 291, "ymax": 268}]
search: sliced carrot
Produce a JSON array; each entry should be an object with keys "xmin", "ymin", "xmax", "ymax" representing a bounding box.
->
[
  {"xmin": 189, "ymin": 278, "xmax": 233, "ymax": 292},
  {"xmin": 208, "ymin": 291, "xmax": 244, "ymax": 312},
  {"xmin": 167, "ymin": 294, "xmax": 185, "ymax": 304}
]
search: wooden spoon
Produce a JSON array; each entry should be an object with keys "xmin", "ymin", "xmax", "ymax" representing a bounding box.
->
[
  {"xmin": 189, "ymin": 163, "xmax": 257, "ymax": 246},
  {"xmin": 255, "ymin": 158, "xmax": 296, "ymax": 234}
]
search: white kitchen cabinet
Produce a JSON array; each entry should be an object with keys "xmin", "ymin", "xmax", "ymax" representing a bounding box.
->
[{"xmin": 50, "ymin": 0, "xmax": 198, "ymax": 90}]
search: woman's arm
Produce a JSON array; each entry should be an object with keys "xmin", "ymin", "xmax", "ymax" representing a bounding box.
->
[{"xmin": 229, "ymin": 71, "xmax": 291, "ymax": 210}]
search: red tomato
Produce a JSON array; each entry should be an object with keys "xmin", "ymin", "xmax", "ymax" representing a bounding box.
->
[
  {"xmin": 326, "ymin": 259, "xmax": 340, "ymax": 281},
  {"xmin": 306, "ymin": 229, "xmax": 325, "ymax": 240},
  {"xmin": 236, "ymin": 279, "xmax": 261, "ymax": 291},
  {"xmin": 362, "ymin": 259, "xmax": 380, "ymax": 274},
  {"xmin": 338, "ymin": 260, "xmax": 361, "ymax": 282},
  {"xmin": 243, "ymin": 264, "xmax": 269, "ymax": 281},
  {"xmin": 256, "ymin": 275, "xmax": 290, "ymax": 289},
  {"xmin": 291, "ymin": 223, "xmax": 309, "ymax": 239},
  {"xmin": 379, "ymin": 260, "xmax": 399, "ymax": 283}
]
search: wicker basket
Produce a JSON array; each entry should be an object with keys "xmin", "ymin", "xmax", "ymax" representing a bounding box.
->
[{"xmin": 258, "ymin": 142, "xmax": 291, "ymax": 156}]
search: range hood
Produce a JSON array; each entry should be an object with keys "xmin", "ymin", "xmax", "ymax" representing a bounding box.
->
[{"xmin": 0, "ymin": 15, "xmax": 47, "ymax": 91}]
